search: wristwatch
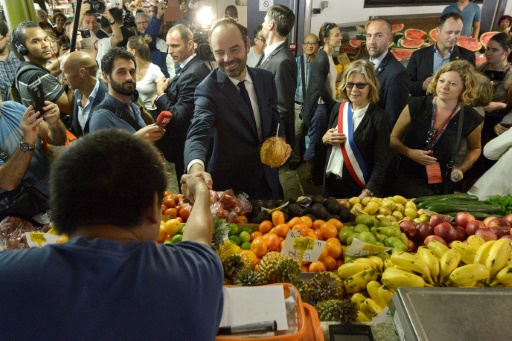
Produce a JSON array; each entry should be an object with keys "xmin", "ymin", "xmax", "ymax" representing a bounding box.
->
[
  {"xmin": 19, "ymin": 141, "xmax": 36, "ymax": 152},
  {"xmin": 363, "ymin": 188, "xmax": 374, "ymax": 197}
]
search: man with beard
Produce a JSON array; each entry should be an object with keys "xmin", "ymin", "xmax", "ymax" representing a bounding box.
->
[
  {"xmin": 89, "ymin": 48, "xmax": 165, "ymax": 143},
  {"xmin": 184, "ymin": 18, "xmax": 290, "ymax": 200},
  {"xmin": 407, "ymin": 12, "xmax": 475, "ymax": 97},
  {"xmin": 0, "ymin": 20, "xmax": 21, "ymax": 101},
  {"xmin": 365, "ymin": 18, "xmax": 409, "ymax": 126}
]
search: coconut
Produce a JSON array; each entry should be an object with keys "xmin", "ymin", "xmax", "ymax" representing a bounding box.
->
[{"xmin": 260, "ymin": 136, "xmax": 287, "ymax": 168}]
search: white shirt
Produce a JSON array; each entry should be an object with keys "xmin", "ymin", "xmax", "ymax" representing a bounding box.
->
[
  {"xmin": 370, "ymin": 50, "xmax": 388, "ymax": 70},
  {"xmin": 75, "ymin": 79, "xmax": 101, "ymax": 133},
  {"xmin": 136, "ymin": 63, "xmax": 165, "ymax": 110},
  {"xmin": 247, "ymin": 46, "xmax": 262, "ymax": 68},
  {"xmin": 261, "ymin": 41, "xmax": 285, "ymax": 65},
  {"xmin": 96, "ymin": 37, "xmax": 112, "ymax": 74}
]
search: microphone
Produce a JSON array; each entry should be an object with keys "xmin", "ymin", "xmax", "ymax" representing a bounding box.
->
[{"xmin": 156, "ymin": 111, "xmax": 173, "ymax": 126}]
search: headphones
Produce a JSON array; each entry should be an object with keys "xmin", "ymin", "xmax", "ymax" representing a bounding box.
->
[{"xmin": 15, "ymin": 42, "xmax": 28, "ymax": 56}]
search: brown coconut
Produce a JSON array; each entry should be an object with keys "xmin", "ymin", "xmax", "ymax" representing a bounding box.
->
[{"xmin": 260, "ymin": 136, "xmax": 287, "ymax": 168}]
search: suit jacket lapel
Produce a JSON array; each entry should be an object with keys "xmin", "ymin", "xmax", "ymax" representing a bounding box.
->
[
  {"xmin": 426, "ymin": 45, "xmax": 435, "ymax": 75},
  {"xmin": 451, "ymin": 46, "xmax": 462, "ymax": 61},
  {"xmin": 217, "ymin": 69, "xmax": 259, "ymax": 140},
  {"xmin": 258, "ymin": 43, "xmax": 285, "ymax": 68}
]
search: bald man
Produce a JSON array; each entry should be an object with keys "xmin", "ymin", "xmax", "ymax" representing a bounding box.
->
[{"xmin": 61, "ymin": 51, "xmax": 108, "ymax": 137}]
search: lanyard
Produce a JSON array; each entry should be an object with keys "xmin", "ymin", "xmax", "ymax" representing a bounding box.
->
[{"xmin": 430, "ymin": 100, "xmax": 459, "ymax": 148}]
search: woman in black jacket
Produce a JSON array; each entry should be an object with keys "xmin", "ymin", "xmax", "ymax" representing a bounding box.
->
[{"xmin": 322, "ymin": 59, "xmax": 391, "ymax": 198}]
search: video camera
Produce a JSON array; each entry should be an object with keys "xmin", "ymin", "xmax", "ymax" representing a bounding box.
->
[{"xmin": 85, "ymin": 0, "xmax": 106, "ymax": 14}]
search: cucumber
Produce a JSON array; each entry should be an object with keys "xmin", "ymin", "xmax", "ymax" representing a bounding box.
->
[
  {"xmin": 418, "ymin": 197, "xmax": 479, "ymax": 208},
  {"xmin": 414, "ymin": 193, "xmax": 478, "ymax": 204},
  {"xmin": 424, "ymin": 200, "xmax": 489, "ymax": 209},
  {"xmin": 426, "ymin": 203, "xmax": 502, "ymax": 214}
]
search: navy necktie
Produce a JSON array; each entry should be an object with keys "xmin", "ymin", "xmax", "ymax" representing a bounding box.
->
[{"xmin": 238, "ymin": 80, "xmax": 254, "ymax": 118}]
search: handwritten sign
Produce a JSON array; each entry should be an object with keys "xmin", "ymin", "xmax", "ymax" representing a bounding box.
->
[
  {"xmin": 26, "ymin": 232, "xmax": 59, "ymax": 248},
  {"xmin": 281, "ymin": 230, "xmax": 325, "ymax": 263},
  {"xmin": 346, "ymin": 238, "xmax": 391, "ymax": 257},
  {"xmin": 259, "ymin": 0, "xmax": 273, "ymax": 12}
]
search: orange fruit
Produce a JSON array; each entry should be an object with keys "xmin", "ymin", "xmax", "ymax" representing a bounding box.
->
[
  {"xmin": 157, "ymin": 226, "xmax": 167, "ymax": 243},
  {"xmin": 259, "ymin": 220, "xmax": 273, "ymax": 234},
  {"xmin": 287, "ymin": 217, "xmax": 302, "ymax": 227},
  {"xmin": 292, "ymin": 223, "xmax": 309, "ymax": 237},
  {"xmin": 250, "ymin": 237, "xmax": 268, "ymax": 258},
  {"xmin": 301, "ymin": 265, "xmax": 309, "ymax": 272},
  {"xmin": 234, "ymin": 215, "xmax": 248, "ymax": 224},
  {"xmin": 274, "ymin": 224, "xmax": 290, "ymax": 238},
  {"xmin": 307, "ymin": 229, "xmax": 318, "ymax": 239},
  {"xmin": 314, "ymin": 229, "xmax": 323, "ymax": 240},
  {"xmin": 328, "ymin": 218, "xmax": 344, "ymax": 231},
  {"xmin": 300, "ymin": 216, "xmax": 313, "ymax": 228},
  {"xmin": 318, "ymin": 244, "xmax": 328, "ymax": 260},
  {"xmin": 321, "ymin": 255, "xmax": 337, "ymax": 271},
  {"xmin": 250, "ymin": 231, "xmax": 263, "ymax": 241},
  {"xmin": 320, "ymin": 222, "xmax": 338, "ymax": 239},
  {"xmin": 262, "ymin": 233, "xmax": 280, "ymax": 251},
  {"xmin": 325, "ymin": 240, "xmax": 343, "ymax": 259},
  {"xmin": 309, "ymin": 261, "xmax": 326, "ymax": 272},
  {"xmin": 336, "ymin": 259, "xmax": 344, "ymax": 269},
  {"xmin": 313, "ymin": 219, "xmax": 325, "ymax": 230},
  {"xmin": 272, "ymin": 210, "xmax": 285, "ymax": 226}
]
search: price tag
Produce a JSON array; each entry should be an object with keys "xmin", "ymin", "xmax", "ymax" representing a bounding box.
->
[
  {"xmin": 26, "ymin": 232, "xmax": 60, "ymax": 248},
  {"xmin": 337, "ymin": 53, "xmax": 351, "ymax": 66},
  {"xmin": 47, "ymin": 227, "xmax": 59, "ymax": 235},
  {"xmin": 346, "ymin": 238, "xmax": 391, "ymax": 257},
  {"xmin": 281, "ymin": 230, "xmax": 325, "ymax": 263}
]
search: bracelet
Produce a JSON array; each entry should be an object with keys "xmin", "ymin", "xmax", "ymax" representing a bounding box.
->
[{"xmin": 363, "ymin": 188, "xmax": 374, "ymax": 196}]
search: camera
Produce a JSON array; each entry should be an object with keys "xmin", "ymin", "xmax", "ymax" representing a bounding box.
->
[
  {"xmin": 85, "ymin": 0, "xmax": 106, "ymax": 14},
  {"xmin": 78, "ymin": 28, "xmax": 91, "ymax": 38}
]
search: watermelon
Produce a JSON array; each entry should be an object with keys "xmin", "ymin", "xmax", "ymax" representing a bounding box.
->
[
  {"xmin": 457, "ymin": 36, "xmax": 481, "ymax": 51},
  {"xmin": 476, "ymin": 55, "xmax": 487, "ymax": 65},
  {"xmin": 401, "ymin": 38, "xmax": 424, "ymax": 49},
  {"xmin": 480, "ymin": 31, "xmax": 500, "ymax": 47},
  {"xmin": 429, "ymin": 28, "xmax": 438, "ymax": 41},
  {"xmin": 349, "ymin": 39, "xmax": 365, "ymax": 48},
  {"xmin": 404, "ymin": 28, "xmax": 428, "ymax": 41},
  {"xmin": 391, "ymin": 23, "xmax": 405, "ymax": 34},
  {"xmin": 390, "ymin": 49, "xmax": 414, "ymax": 61}
]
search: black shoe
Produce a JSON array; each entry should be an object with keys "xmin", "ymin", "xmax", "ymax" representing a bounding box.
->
[{"xmin": 288, "ymin": 161, "xmax": 302, "ymax": 170}]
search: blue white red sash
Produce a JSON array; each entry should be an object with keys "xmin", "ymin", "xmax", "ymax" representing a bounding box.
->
[{"xmin": 337, "ymin": 102, "xmax": 368, "ymax": 188}]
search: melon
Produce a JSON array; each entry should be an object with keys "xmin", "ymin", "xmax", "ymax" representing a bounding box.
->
[
  {"xmin": 480, "ymin": 31, "xmax": 500, "ymax": 47},
  {"xmin": 391, "ymin": 23, "xmax": 405, "ymax": 34},
  {"xmin": 476, "ymin": 55, "xmax": 487, "ymax": 65},
  {"xmin": 349, "ymin": 39, "xmax": 365, "ymax": 48},
  {"xmin": 390, "ymin": 49, "xmax": 414, "ymax": 61},
  {"xmin": 457, "ymin": 37, "xmax": 481, "ymax": 52},
  {"xmin": 404, "ymin": 28, "xmax": 428, "ymax": 41},
  {"xmin": 401, "ymin": 38, "xmax": 424, "ymax": 49},
  {"xmin": 429, "ymin": 28, "xmax": 438, "ymax": 41}
]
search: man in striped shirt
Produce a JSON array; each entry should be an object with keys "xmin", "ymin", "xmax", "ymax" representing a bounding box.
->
[{"xmin": 0, "ymin": 20, "xmax": 21, "ymax": 101}]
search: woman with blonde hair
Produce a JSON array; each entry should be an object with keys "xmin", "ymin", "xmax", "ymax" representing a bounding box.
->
[
  {"xmin": 127, "ymin": 35, "xmax": 165, "ymax": 118},
  {"xmin": 322, "ymin": 59, "xmax": 391, "ymax": 198},
  {"xmin": 390, "ymin": 60, "xmax": 484, "ymax": 197}
]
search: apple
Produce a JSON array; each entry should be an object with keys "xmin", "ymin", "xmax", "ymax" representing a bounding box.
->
[
  {"xmin": 430, "ymin": 214, "xmax": 451, "ymax": 228},
  {"xmin": 416, "ymin": 222, "xmax": 434, "ymax": 242},
  {"xmin": 490, "ymin": 226, "xmax": 511, "ymax": 238},
  {"xmin": 400, "ymin": 220, "xmax": 417, "ymax": 239},
  {"xmin": 487, "ymin": 218, "xmax": 511, "ymax": 229},
  {"xmin": 503, "ymin": 214, "xmax": 512, "ymax": 226},
  {"xmin": 466, "ymin": 220, "xmax": 485, "ymax": 236},
  {"xmin": 475, "ymin": 228, "xmax": 498, "ymax": 241},
  {"xmin": 424, "ymin": 234, "xmax": 448, "ymax": 246},
  {"xmin": 454, "ymin": 212, "xmax": 475, "ymax": 228},
  {"xmin": 483, "ymin": 216, "xmax": 498, "ymax": 227},
  {"xmin": 407, "ymin": 239, "xmax": 417, "ymax": 252},
  {"xmin": 454, "ymin": 226, "xmax": 467, "ymax": 241},
  {"xmin": 434, "ymin": 222, "xmax": 457, "ymax": 243}
]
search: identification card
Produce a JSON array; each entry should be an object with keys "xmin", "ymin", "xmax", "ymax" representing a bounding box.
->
[{"xmin": 426, "ymin": 163, "xmax": 442, "ymax": 184}]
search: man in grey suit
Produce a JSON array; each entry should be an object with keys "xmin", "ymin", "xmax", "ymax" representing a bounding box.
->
[{"xmin": 258, "ymin": 4, "xmax": 297, "ymax": 146}]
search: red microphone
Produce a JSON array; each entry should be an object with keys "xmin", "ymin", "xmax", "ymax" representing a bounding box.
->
[{"xmin": 156, "ymin": 111, "xmax": 173, "ymax": 126}]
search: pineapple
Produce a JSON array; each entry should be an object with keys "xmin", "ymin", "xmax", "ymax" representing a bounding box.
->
[
  {"xmin": 309, "ymin": 271, "xmax": 345, "ymax": 303},
  {"xmin": 315, "ymin": 299, "xmax": 358, "ymax": 323},
  {"xmin": 257, "ymin": 252, "xmax": 291, "ymax": 284},
  {"xmin": 233, "ymin": 269, "xmax": 268, "ymax": 286},
  {"xmin": 223, "ymin": 253, "xmax": 253, "ymax": 284}
]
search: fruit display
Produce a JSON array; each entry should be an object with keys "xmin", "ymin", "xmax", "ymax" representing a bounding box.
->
[
  {"xmin": 400, "ymin": 38, "xmax": 425, "ymax": 49},
  {"xmin": 0, "ymin": 216, "xmax": 51, "ymax": 251},
  {"xmin": 480, "ymin": 31, "xmax": 500, "ymax": 47},
  {"xmin": 404, "ymin": 28, "xmax": 428, "ymax": 40},
  {"xmin": 390, "ymin": 48, "xmax": 414, "ymax": 61}
]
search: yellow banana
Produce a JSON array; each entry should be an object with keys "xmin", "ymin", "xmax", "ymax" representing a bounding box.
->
[
  {"xmin": 417, "ymin": 246, "xmax": 440, "ymax": 285},
  {"xmin": 344, "ymin": 269, "xmax": 378, "ymax": 294},
  {"xmin": 367, "ymin": 255, "xmax": 384, "ymax": 273},
  {"xmin": 353, "ymin": 257, "xmax": 380, "ymax": 272},
  {"xmin": 360, "ymin": 298, "xmax": 383, "ymax": 318},
  {"xmin": 356, "ymin": 310, "xmax": 371, "ymax": 322},
  {"xmin": 351, "ymin": 292, "xmax": 367, "ymax": 310},
  {"xmin": 377, "ymin": 285, "xmax": 394, "ymax": 308},
  {"xmin": 448, "ymin": 263, "xmax": 490, "ymax": 286},
  {"xmin": 384, "ymin": 258, "xmax": 394, "ymax": 270},
  {"xmin": 390, "ymin": 251, "xmax": 434, "ymax": 285},
  {"xmin": 485, "ymin": 238, "xmax": 511, "ymax": 277},
  {"xmin": 366, "ymin": 281, "xmax": 383, "ymax": 308},
  {"xmin": 427, "ymin": 240, "xmax": 450, "ymax": 259},
  {"xmin": 337, "ymin": 261, "xmax": 373, "ymax": 280},
  {"xmin": 508, "ymin": 253, "xmax": 512, "ymax": 266},
  {"xmin": 473, "ymin": 240, "xmax": 496, "ymax": 265},
  {"xmin": 495, "ymin": 265, "xmax": 512, "ymax": 285},
  {"xmin": 451, "ymin": 241, "xmax": 477, "ymax": 265},
  {"xmin": 439, "ymin": 249, "xmax": 461, "ymax": 284},
  {"xmin": 467, "ymin": 235, "xmax": 487, "ymax": 251},
  {"xmin": 381, "ymin": 267, "xmax": 429, "ymax": 291}
]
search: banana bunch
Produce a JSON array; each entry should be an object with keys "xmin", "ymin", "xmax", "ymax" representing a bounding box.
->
[
  {"xmin": 390, "ymin": 251, "xmax": 435, "ymax": 285},
  {"xmin": 472, "ymin": 238, "xmax": 512, "ymax": 287},
  {"xmin": 366, "ymin": 280, "xmax": 394, "ymax": 310},
  {"xmin": 337, "ymin": 257, "xmax": 382, "ymax": 294},
  {"xmin": 350, "ymin": 292, "xmax": 384, "ymax": 320}
]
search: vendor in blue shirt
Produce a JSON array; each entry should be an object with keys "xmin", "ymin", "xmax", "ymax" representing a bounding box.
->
[
  {"xmin": 89, "ymin": 47, "xmax": 165, "ymax": 143},
  {"xmin": 442, "ymin": 0, "xmax": 481, "ymax": 39}
]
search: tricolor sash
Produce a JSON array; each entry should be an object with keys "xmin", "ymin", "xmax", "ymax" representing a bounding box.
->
[{"xmin": 338, "ymin": 102, "xmax": 368, "ymax": 188}]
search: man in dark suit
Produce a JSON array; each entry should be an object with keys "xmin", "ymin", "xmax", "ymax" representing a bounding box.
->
[
  {"xmin": 366, "ymin": 19, "xmax": 409, "ymax": 126},
  {"xmin": 257, "ymin": 4, "xmax": 297, "ymax": 147},
  {"xmin": 154, "ymin": 24, "xmax": 211, "ymax": 184},
  {"xmin": 407, "ymin": 12, "xmax": 475, "ymax": 97},
  {"xmin": 60, "ymin": 51, "xmax": 108, "ymax": 137},
  {"xmin": 184, "ymin": 18, "xmax": 290, "ymax": 200}
]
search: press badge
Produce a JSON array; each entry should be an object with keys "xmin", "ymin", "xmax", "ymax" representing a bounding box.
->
[{"xmin": 426, "ymin": 163, "xmax": 442, "ymax": 184}]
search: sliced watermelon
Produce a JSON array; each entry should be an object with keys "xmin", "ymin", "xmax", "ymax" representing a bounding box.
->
[
  {"xmin": 476, "ymin": 55, "xmax": 487, "ymax": 65},
  {"xmin": 401, "ymin": 38, "xmax": 424, "ymax": 49},
  {"xmin": 391, "ymin": 23, "xmax": 404, "ymax": 34},
  {"xmin": 429, "ymin": 28, "xmax": 438, "ymax": 41},
  {"xmin": 349, "ymin": 39, "xmax": 365, "ymax": 48},
  {"xmin": 390, "ymin": 49, "xmax": 414, "ymax": 61},
  {"xmin": 404, "ymin": 28, "xmax": 428, "ymax": 41},
  {"xmin": 457, "ymin": 38, "xmax": 481, "ymax": 52},
  {"xmin": 480, "ymin": 31, "xmax": 500, "ymax": 47}
]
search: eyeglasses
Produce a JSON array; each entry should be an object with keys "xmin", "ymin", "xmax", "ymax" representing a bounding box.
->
[
  {"xmin": 257, "ymin": 37, "xmax": 266, "ymax": 42},
  {"xmin": 136, "ymin": 21, "xmax": 149, "ymax": 26},
  {"xmin": 303, "ymin": 41, "xmax": 318, "ymax": 46},
  {"xmin": 425, "ymin": 129, "xmax": 438, "ymax": 150},
  {"xmin": 346, "ymin": 82, "xmax": 368, "ymax": 89}
]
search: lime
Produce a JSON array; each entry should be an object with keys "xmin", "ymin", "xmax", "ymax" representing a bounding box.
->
[
  {"xmin": 239, "ymin": 231, "xmax": 251, "ymax": 243},
  {"xmin": 242, "ymin": 226, "xmax": 254, "ymax": 234},
  {"xmin": 228, "ymin": 224, "xmax": 239, "ymax": 235},
  {"xmin": 229, "ymin": 235, "xmax": 242, "ymax": 245},
  {"xmin": 171, "ymin": 234, "xmax": 183, "ymax": 243},
  {"xmin": 241, "ymin": 241, "xmax": 251, "ymax": 250}
]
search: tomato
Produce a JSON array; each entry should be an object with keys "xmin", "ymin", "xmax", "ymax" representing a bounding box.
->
[
  {"xmin": 179, "ymin": 207, "xmax": 191, "ymax": 221},
  {"xmin": 164, "ymin": 208, "xmax": 178, "ymax": 218},
  {"xmin": 234, "ymin": 215, "xmax": 248, "ymax": 224},
  {"xmin": 161, "ymin": 204, "xmax": 168, "ymax": 215},
  {"xmin": 163, "ymin": 196, "xmax": 176, "ymax": 208}
]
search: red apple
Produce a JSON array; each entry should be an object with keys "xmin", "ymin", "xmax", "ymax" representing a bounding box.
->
[
  {"xmin": 416, "ymin": 222, "xmax": 434, "ymax": 242},
  {"xmin": 424, "ymin": 234, "xmax": 448, "ymax": 246},
  {"xmin": 454, "ymin": 212, "xmax": 475, "ymax": 228},
  {"xmin": 430, "ymin": 214, "xmax": 451, "ymax": 228},
  {"xmin": 490, "ymin": 226, "xmax": 511, "ymax": 238},
  {"xmin": 454, "ymin": 226, "xmax": 467, "ymax": 241},
  {"xmin": 400, "ymin": 220, "xmax": 417, "ymax": 239},
  {"xmin": 483, "ymin": 216, "xmax": 498, "ymax": 227},
  {"xmin": 487, "ymin": 218, "xmax": 511, "ymax": 229},
  {"xmin": 466, "ymin": 220, "xmax": 485, "ymax": 236},
  {"xmin": 434, "ymin": 222, "xmax": 457, "ymax": 243},
  {"xmin": 407, "ymin": 239, "xmax": 417, "ymax": 252},
  {"xmin": 503, "ymin": 214, "xmax": 512, "ymax": 226},
  {"xmin": 475, "ymin": 228, "xmax": 498, "ymax": 241}
]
